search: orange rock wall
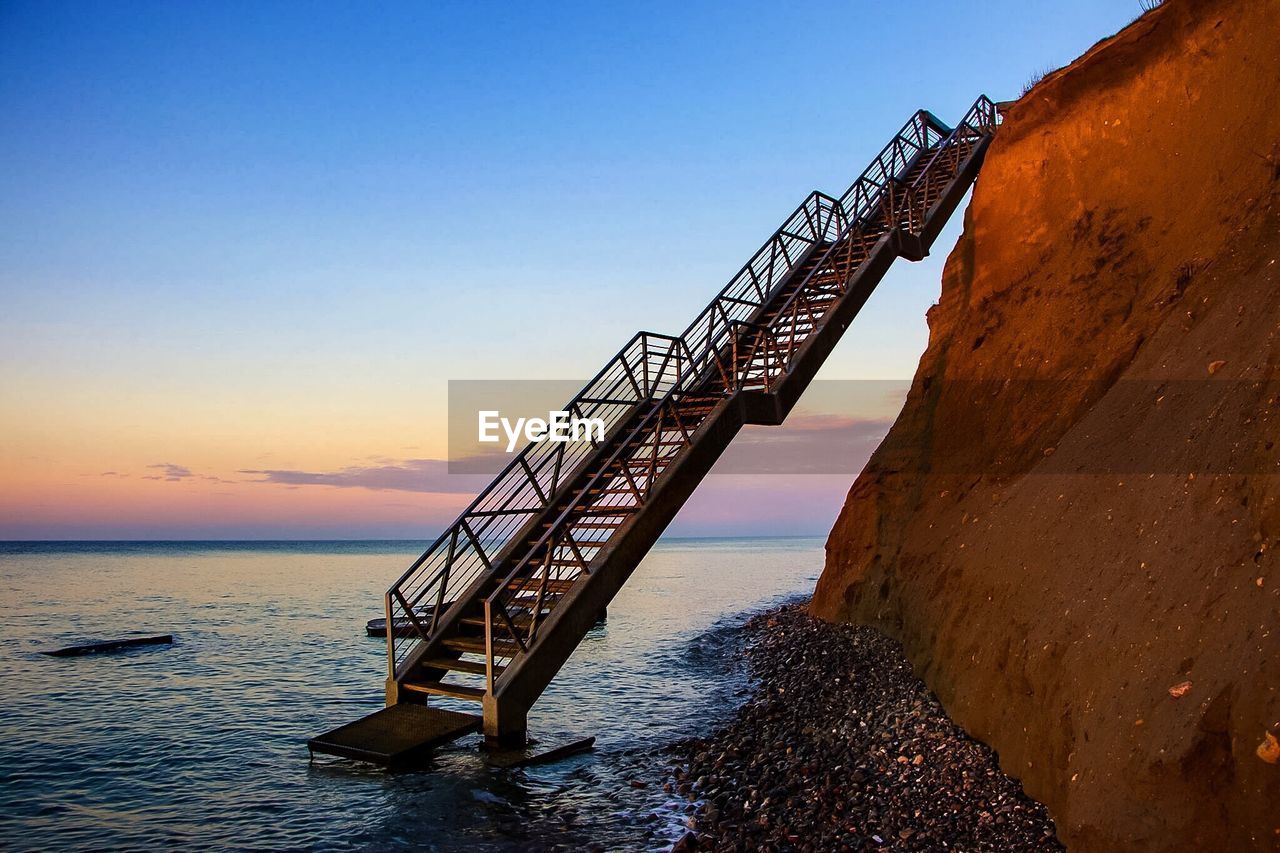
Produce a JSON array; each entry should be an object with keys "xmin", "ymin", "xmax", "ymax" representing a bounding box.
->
[{"xmin": 813, "ymin": 0, "xmax": 1280, "ymax": 847}]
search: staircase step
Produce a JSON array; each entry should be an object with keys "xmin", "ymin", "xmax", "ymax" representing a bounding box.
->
[
  {"xmin": 502, "ymin": 596, "xmax": 565, "ymax": 613},
  {"xmin": 443, "ymin": 635, "xmax": 522, "ymax": 656},
  {"xmin": 461, "ymin": 612, "xmax": 536, "ymax": 629},
  {"xmin": 775, "ymin": 294, "xmax": 837, "ymax": 306},
  {"xmin": 529, "ymin": 535, "xmax": 609, "ymax": 548},
  {"xmin": 423, "ymin": 656, "xmax": 505, "ymax": 677},
  {"xmin": 505, "ymin": 593, "xmax": 566, "ymax": 611},
  {"xmin": 401, "ymin": 680, "xmax": 486, "ymax": 702},
  {"xmin": 559, "ymin": 506, "xmax": 639, "ymax": 517},
  {"xmin": 543, "ymin": 520, "xmax": 624, "ymax": 530},
  {"xmin": 591, "ymin": 470, "xmax": 663, "ymax": 482},
  {"xmin": 502, "ymin": 594, "xmax": 564, "ymax": 610},
  {"xmin": 508, "ymin": 577, "xmax": 576, "ymax": 593},
  {"xmin": 541, "ymin": 559, "xmax": 587, "ymax": 569},
  {"xmin": 605, "ymin": 459, "xmax": 671, "ymax": 471}
]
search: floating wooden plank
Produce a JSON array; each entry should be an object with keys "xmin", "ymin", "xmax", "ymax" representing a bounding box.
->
[
  {"xmin": 486, "ymin": 736, "xmax": 596, "ymax": 769},
  {"xmin": 366, "ymin": 617, "xmax": 421, "ymax": 638},
  {"xmin": 366, "ymin": 604, "xmax": 439, "ymax": 637},
  {"xmin": 308, "ymin": 704, "xmax": 480, "ymax": 767},
  {"xmin": 41, "ymin": 634, "xmax": 173, "ymax": 657}
]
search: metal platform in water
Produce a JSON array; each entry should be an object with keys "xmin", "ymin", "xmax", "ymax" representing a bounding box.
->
[{"xmin": 308, "ymin": 703, "xmax": 480, "ymax": 766}]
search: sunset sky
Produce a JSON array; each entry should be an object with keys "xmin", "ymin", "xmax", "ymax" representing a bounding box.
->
[{"xmin": 0, "ymin": 1, "xmax": 1139, "ymax": 539}]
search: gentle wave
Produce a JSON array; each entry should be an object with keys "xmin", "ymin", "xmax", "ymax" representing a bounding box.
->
[{"xmin": 0, "ymin": 538, "xmax": 821, "ymax": 850}]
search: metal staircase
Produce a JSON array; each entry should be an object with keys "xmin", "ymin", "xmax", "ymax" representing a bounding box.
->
[{"xmin": 312, "ymin": 97, "xmax": 1001, "ymax": 758}]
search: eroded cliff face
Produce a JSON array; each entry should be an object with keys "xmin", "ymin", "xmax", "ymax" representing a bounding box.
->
[{"xmin": 813, "ymin": 0, "xmax": 1280, "ymax": 848}]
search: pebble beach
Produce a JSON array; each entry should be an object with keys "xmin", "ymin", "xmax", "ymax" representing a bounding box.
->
[{"xmin": 666, "ymin": 603, "xmax": 1061, "ymax": 851}]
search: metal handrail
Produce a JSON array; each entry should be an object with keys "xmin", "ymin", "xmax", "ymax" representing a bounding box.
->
[
  {"xmin": 389, "ymin": 96, "xmax": 1001, "ymax": 686},
  {"xmin": 386, "ymin": 192, "xmax": 844, "ymax": 675},
  {"xmin": 897, "ymin": 96, "xmax": 999, "ymax": 232},
  {"xmin": 384, "ymin": 330, "xmax": 688, "ymax": 673},
  {"xmin": 761, "ymin": 97, "xmax": 1001, "ymax": 374},
  {"xmin": 477, "ymin": 97, "xmax": 1000, "ymax": 682}
]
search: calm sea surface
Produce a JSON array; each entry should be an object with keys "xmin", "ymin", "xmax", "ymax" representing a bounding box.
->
[{"xmin": 0, "ymin": 537, "xmax": 821, "ymax": 850}]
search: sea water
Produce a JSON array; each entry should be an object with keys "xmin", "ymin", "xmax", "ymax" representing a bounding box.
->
[{"xmin": 0, "ymin": 538, "xmax": 821, "ymax": 850}]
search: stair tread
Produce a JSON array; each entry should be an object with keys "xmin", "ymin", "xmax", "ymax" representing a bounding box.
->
[
  {"xmin": 558, "ymin": 506, "xmax": 639, "ymax": 516},
  {"xmin": 443, "ymin": 635, "xmax": 522, "ymax": 655},
  {"xmin": 423, "ymin": 656, "xmax": 505, "ymax": 676},
  {"xmin": 543, "ymin": 520, "xmax": 623, "ymax": 529},
  {"xmin": 401, "ymin": 680, "xmax": 486, "ymax": 701},
  {"xmin": 507, "ymin": 577, "xmax": 576, "ymax": 592},
  {"xmin": 528, "ymin": 537, "xmax": 607, "ymax": 547},
  {"xmin": 461, "ymin": 613, "xmax": 536, "ymax": 628}
]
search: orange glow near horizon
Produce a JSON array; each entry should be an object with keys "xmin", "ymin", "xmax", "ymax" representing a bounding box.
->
[{"xmin": 0, "ymin": 470, "xmax": 474, "ymax": 539}]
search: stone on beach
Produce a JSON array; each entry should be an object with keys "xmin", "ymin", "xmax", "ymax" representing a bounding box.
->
[{"xmin": 668, "ymin": 603, "xmax": 1060, "ymax": 850}]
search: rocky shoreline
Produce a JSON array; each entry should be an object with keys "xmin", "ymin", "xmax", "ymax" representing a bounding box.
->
[{"xmin": 665, "ymin": 603, "xmax": 1061, "ymax": 851}]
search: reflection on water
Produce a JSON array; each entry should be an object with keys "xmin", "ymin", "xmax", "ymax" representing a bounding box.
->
[{"xmin": 0, "ymin": 538, "xmax": 820, "ymax": 850}]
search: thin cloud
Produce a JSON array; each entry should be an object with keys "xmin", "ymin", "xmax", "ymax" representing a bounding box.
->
[
  {"xmin": 148, "ymin": 463, "xmax": 193, "ymax": 481},
  {"xmin": 766, "ymin": 412, "xmax": 891, "ymax": 434},
  {"xmin": 715, "ymin": 413, "xmax": 894, "ymax": 474},
  {"xmin": 142, "ymin": 463, "xmax": 233, "ymax": 483},
  {"xmin": 223, "ymin": 412, "xmax": 892, "ymax": 496},
  {"xmin": 239, "ymin": 458, "xmax": 485, "ymax": 493}
]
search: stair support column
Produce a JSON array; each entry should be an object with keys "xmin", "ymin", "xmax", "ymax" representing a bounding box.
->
[{"xmin": 482, "ymin": 693, "xmax": 528, "ymax": 748}]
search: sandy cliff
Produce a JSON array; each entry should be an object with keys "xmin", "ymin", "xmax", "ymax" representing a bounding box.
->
[{"xmin": 813, "ymin": 0, "xmax": 1280, "ymax": 848}]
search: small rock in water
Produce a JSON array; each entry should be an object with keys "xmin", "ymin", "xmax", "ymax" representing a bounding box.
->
[{"xmin": 670, "ymin": 830, "xmax": 698, "ymax": 852}]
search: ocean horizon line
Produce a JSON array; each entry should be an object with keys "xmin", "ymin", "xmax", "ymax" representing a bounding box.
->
[{"xmin": 0, "ymin": 533, "xmax": 828, "ymax": 547}]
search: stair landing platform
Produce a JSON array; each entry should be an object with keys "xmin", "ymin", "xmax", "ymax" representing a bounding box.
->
[{"xmin": 308, "ymin": 704, "xmax": 480, "ymax": 767}]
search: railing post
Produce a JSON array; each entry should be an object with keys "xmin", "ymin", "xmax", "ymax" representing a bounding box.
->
[
  {"xmin": 731, "ymin": 329, "xmax": 741, "ymax": 390},
  {"xmin": 385, "ymin": 590, "xmax": 396, "ymax": 679},
  {"xmin": 384, "ymin": 590, "xmax": 400, "ymax": 705},
  {"xmin": 641, "ymin": 334, "xmax": 650, "ymax": 397},
  {"xmin": 484, "ymin": 599, "xmax": 495, "ymax": 696}
]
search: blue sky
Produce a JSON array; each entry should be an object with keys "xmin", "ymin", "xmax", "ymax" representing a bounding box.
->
[{"xmin": 0, "ymin": 1, "xmax": 1141, "ymax": 538}]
